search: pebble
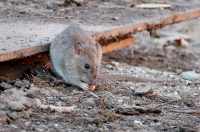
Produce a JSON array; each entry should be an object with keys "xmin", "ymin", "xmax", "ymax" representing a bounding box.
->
[
  {"xmin": 0, "ymin": 82, "xmax": 13, "ymax": 90},
  {"xmin": 134, "ymin": 120, "xmax": 143, "ymax": 125},
  {"xmin": 105, "ymin": 64, "xmax": 113, "ymax": 69},
  {"xmin": 111, "ymin": 61, "xmax": 119, "ymax": 67},
  {"xmin": 150, "ymin": 122, "xmax": 161, "ymax": 127},
  {"xmin": 117, "ymin": 105, "xmax": 150, "ymax": 115},
  {"xmin": 125, "ymin": 82, "xmax": 134, "ymax": 87},
  {"xmin": 0, "ymin": 104, "xmax": 6, "ymax": 110},
  {"xmin": 112, "ymin": 16, "xmax": 121, "ymax": 21},
  {"xmin": 25, "ymin": 121, "xmax": 31, "ymax": 126},
  {"xmin": 193, "ymin": 93, "xmax": 199, "ymax": 96},
  {"xmin": 45, "ymin": 1, "xmax": 54, "ymax": 9},
  {"xmin": 14, "ymin": 80, "xmax": 30, "ymax": 89},
  {"xmin": 10, "ymin": 124, "xmax": 18, "ymax": 129},
  {"xmin": 117, "ymin": 67, "xmax": 123, "ymax": 71},
  {"xmin": 118, "ymin": 100, "xmax": 123, "ymax": 104},
  {"xmin": 53, "ymin": 0, "xmax": 65, "ymax": 6},
  {"xmin": 85, "ymin": 125, "xmax": 97, "ymax": 132},
  {"xmin": 163, "ymin": 94, "xmax": 181, "ymax": 102},
  {"xmin": 27, "ymin": 86, "xmax": 40, "ymax": 98},
  {"xmin": 81, "ymin": 98, "xmax": 95, "ymax": 107},
  {"xmin": 135, "ymin": 85, "xmax": 151, "ymax": 94},
  {"xmin": 7, "ymin": 101, "xmax": 26, "ymax": 111},
  {"xmin": 117, "ymin": 96, "xmax": 130, "ymax": 104},
  {"xmin": 181, "ymin": 71, "xmax": 200, "ymax": 81},
  {"xmin": 129, "ymin": 86, "xmax": 135, "ymax": 90},
  {"xmin": 174, "ymin": 91, "xmax": 179, "ymax": 96},
  {"xmin": 165, "ymin": 45, "xmax": 176, "ymax": 51}
]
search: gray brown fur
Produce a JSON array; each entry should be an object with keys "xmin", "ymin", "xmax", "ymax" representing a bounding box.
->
[{"xmin": 50, "ymin": 25, "xmax": 102, "ymax": 90}]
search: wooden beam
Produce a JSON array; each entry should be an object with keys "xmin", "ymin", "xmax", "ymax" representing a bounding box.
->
[{"xmin": 101, "ymin": 37, "xmax": 135, "ymax": 54}]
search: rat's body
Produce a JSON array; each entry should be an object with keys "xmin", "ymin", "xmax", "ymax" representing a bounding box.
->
[
  {"xmin": 50, "ymin": 26, "xmax": 102, "ymax": 90},
  {"xmin": 50, "ymin": 26, "xmax": 174, "ymax": 91}
]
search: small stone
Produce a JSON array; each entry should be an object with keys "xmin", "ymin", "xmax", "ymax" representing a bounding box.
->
[
  {"xmin": 59, "ymin": 97, "xmax": 69, "ymax": 101},
  {"xmin": 181, "ymin": 93, "xmax": 195, "ymax": 107},
  {"xmin": 112, "ymin": 16, "xmax": 121, "ymax": 21},
  {"xmin": 134, "ymin": 120, "xmax": 143, "ymax": 125},
  {"xmin": 118, "ymin": 100, "xmax": 123, "ymax": 104},
  {"xmin": 0, "ymin": 104, "xmax": 6, "ymax": 110},
  {"xmin": 81, "ymin": 98, "xmax": 95, "ymax": 107},
  {"xmin": 35, "ymin": 99, "xmax": 42, "ymax": 107},
  {"xmin": 117, "ymin": 96, "xmax": 130, "ymax": 103},
  {"xmin": 46, "ymin": 115, "xmax": 63, "ymax": 121},
  {"xmin": 192, "ymin": 41, "xmax": 200, "ymax": 46},
  {"xmin": 116, "ymin": 105, "xmax": 150, "ymax": 115},
  {"xmin": 14, "ymin": 80, "xmax": 30, "ymax": 89},
  {"xmin": 150, "ymin": 122, "xmax": 161, "ymax": 127},
  {"xmin": 165, "ymin": 45, "xmax": 176, "ymax": 51},
  {"xmin": 181, "ymin": 71, "xmax": 200, "ymax": 81},
  {"xmin": 0, "ymin": 82, "xmax": 13, "ymax": 90},
  {"xmin": 85, "ymin": 125, "xmax": 97, "ymax": 132},
  {"xmin": 27, "ymin": 86, "xmax": 40, "ymax": 98},
  {"xmin": 22, "ymin": 100, "xmax": 34, "ymax": 108},
  {"xmin": 105, "ymin": 64, "xmax": 113, "ymax": 69},
  {"xmin": 163, "ymin": 94, "xmax": 181, "ymax": 102},
  {"xmin": 117, "ymin": 67, "xmax": 123, "ymax": 71},
  {"xmin": 25, "ymin": 121, "xmax": 31, "ymax": 126},
  {"xmin": 174, "ymin": 91, "xmax": 179, "ymax": 96},
  {"xmin": 35, "ymin": 128, "xmax": 44, "ymax": 132},
  {"xmin": 53, "ymin": 0, "xmax": 65, "ymax": 5},
  {"xmin": 45, "ymin": 1, "xmax": 54, "ymax": 9},
  {"xmin": 193, "ymin": 93, "xmax": 199, "ymax": 96},
  {"xmin": 111, "ymin": 61, "xmax": 119, "ymax": 67},
  {"xmin": 38, "ymin": 124, "xmax": 48, "ymax": 130},
  {"xmin": 135, "ymin": 85, "xmax": 151, "ymax": 94},
  {"xmin": 175, "ymin": 38, "xmax": 189, "ymax": 47},
  {"xmin": 10, "ymin": 124, "xmax": 18, "ymax": 129},
  {"xmin": 7, "ymin": 101, "xmax": 26, "ymax": 111},
  {"xmin": 76, "ymin": 117, "xmax": 100, "ymax": 124},
  {"xmin": 125, "ymin": 82, "xmax": 134, "ymax": 87},
  {"xmin": 98, "ymin": 128, "xmax": 104, "ymax": 132},
  {"xmin": 129, "ymin": 86, "xmax": 135, "ymax": 90}
]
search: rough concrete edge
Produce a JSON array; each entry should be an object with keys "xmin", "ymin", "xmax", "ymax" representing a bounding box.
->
[
  {"xmin": 0, "ymin": 8, "xmax": 200, "ymax": 62},
  {"xmin": 93, "ymin": 8, "xmax": 200, "ymax": 42},
  {"xmin": 0, "ymin": 43, "xmax": 50, "ymax": 62}
]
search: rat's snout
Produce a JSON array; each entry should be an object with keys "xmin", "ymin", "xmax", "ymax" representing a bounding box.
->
[{"xmin": 89, "ymin": 76, "xmax": 97, "ymax": 86}]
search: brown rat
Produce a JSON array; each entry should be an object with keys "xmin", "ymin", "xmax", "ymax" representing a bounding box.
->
[
  {"xmin": 50, "ymin": 25, "xmax": 176, "ymax": 91},
  {"xmin": 50, "ymin": 25, "xmax": 102, "ymax": 91}
]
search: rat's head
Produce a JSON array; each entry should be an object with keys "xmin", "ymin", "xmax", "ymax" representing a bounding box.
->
[{"xmin": 71, "ymin": 41, "xmax": 102, "ymax": 86}]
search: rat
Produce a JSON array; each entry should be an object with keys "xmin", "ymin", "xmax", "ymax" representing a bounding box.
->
[{"xmin": 50, "ymin": 25, "xmax": 176, "ymax": 91}]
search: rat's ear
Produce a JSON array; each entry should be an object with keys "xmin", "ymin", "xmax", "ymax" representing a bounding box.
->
[
  {"xmin": 74, "ymin": 42, "xmax": 84, "ymax": 55},
  {"xmin": 95, "ymin": 42, "xmax": 101, "ymax": 50},
  {"xmin": 95, "ymin": 42, "xmax": 102, "ymax": 61}
]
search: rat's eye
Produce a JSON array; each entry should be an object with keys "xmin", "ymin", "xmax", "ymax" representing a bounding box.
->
[{"xmin": 85, "ymin": 64, "xmax": 90, "ymax": 69}]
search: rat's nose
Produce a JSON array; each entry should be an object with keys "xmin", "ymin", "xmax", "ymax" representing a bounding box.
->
[{"xmin": 90, "ymin": 76, "xmax": 97, "ymax": 86}]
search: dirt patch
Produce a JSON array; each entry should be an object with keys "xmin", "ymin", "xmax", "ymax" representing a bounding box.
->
[{"xmin": 0, "ymin": 60, "xmax": 200, "ymax": 131}]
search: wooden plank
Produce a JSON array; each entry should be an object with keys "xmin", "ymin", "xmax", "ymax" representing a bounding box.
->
[{"xmin": 101, "ymin": 37, "xmax": 135, "ymax": 54}]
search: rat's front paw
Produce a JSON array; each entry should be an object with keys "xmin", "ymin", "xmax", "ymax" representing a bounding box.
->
[{"xmin": 79, "ymin": 83, "xmax": 90, "ymax": 91}]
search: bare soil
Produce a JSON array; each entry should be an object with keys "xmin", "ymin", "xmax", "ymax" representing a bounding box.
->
[{"xmin": 0, "ymin": 0, "xmax": 200, "ymax": 132}]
